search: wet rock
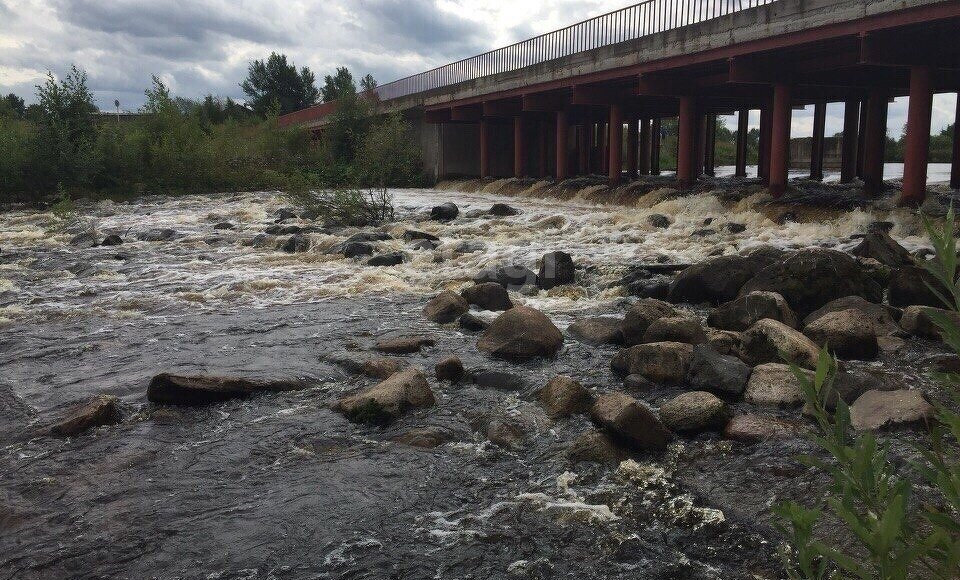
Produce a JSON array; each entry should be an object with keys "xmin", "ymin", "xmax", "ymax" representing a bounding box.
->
[
  {"xmin": 740, "ymin": 319, "xmax": 820, "ymax": 369},
  {"xmin": 739, "ymin": 248, "xmax": 883, "ymax": 316},
  {"xmin": 849, "ymin": 390, "xmax": 934, "ymax": 431},
  {"xmin": 362, "ymin": 357, "xmax": 405, "ymax": 380},
  {"xmin": 648, "ymin": 214, "xmax": 671, "ymax": 229},
  {"xmin": 488, "ymin": 203, "xmax": 520, "ymax": 216},
  {"xmin": 147, "ymin": 374, "xmax": 301, "ymax": 406},
  {"xmin": 621, "ymin": 298, "xmax": 677, "ymax": 346},
  {"xmin": 744, "ymin": 363, "xmax": 811, "ymax": 407},
  {"xmin": 461, "ymin": 282, "xmax": 513, "ymax": 311},
  {"xmin": 803, "ymin": 295, "xmax": 898, "ymax": 336},
  {"xmin": 519, "ymin": 284, "xmax": 539, "ymax": 296},
  {"xmin": 537, "ymin": 375, "xmax": 593, "ymax": 418},
  {"xmin": 213, "ymin": 222, "xmax": 235, "ymax": 230},
  {"xmin": 723, "ymin": 414, "xmax": 801, "ymax": 443},
  {"xmin": 273, "ymin": 208, "xmax": 298, "ymax": 222},
  {"xmin": 659, "ymin": 391, "xmax": 731, "ymax": 433},
  {"xmin": 642, "ymin": 316, "xmax": 708, "ymax": 345},
  {"xmin": 899, "ymin": 305, "xmax": 960, "ymax": 340},
  {"xmin": 341, "ymin": 241, "xmax": 374, "ymax": 258},
  {"xmin": 687, "ymin": 345, "xmax": 751, "ymax": 397},
  {"xmin": 345, "ymin": 231, "xmax": 392, "ymax": 243},
  {"xmin": 393, "ymin": 428, "xmax": 448, "ymax": 448},
  {"xmin": 668, "ymin": 255, "xmax": 765, "ymax": 305},
  {"xmin": 537, "ymin": 251, "xmax": 575, "ymax": 290},
  {"xmin": 265, "ymin": 224, "xmax": 301, "ymax": 235},
  {"xmin": 568, "ymin": 317, "xmax": 624, "ymax": 345},
  {"xmin": 458, "ymin": 313, "xmax": 490, "ymax": 332},
  {"xmin": 374, "ymin": 335, "xmax": 435, "ymax": 354},
  {"xmin": 366, "ymin": 252, "xmax": 405, "ymax": 267},
  {"xmin": 249, "ymin": 233, "xmax": 276, "ymax": 248},
  {"xmin": 49, "ymin": 395, "xmax": 121, "ymax": 437},
  {"xmin": 691, "ymin": 228, "xmax": 717, "ymax": 237},
  {"xmin": 851, "ymin": 229, "xmax": 913, "ymax": 268},
  {"xmin": 100, "ymin": 234, "xmax": 123, "ymax": 246},
  {"xmin": 486, "ymin": 419, "xmax": 525, "ymax": 449},
  {"xmin": 434, "ymin": 355, "xmax": 465, "ymax": 383},
  {"xmin": 567, "ymin": 430, "xmax": 631, "ymax": 464},
  {"xmin": 611, "ymin": 342, "xmax": 693, "ymax": 383},
  {"xmin": 137, "ymin": 228, "xmax": 177, "ymax": 242},
  {"xmin": 725, "ymin": 223, "xmax": 746, "ymax": 234},
  {"xmin": 431, "ymin": 202, "xmax": 459, "ymax": 221},
  {"xmin": 69, "ymin": 232, "xmax": 98, "ymax": 248},
  {"xmin": 590, "ymin": 392, "xmax": 671, "ymax": 454},
  {"xmin": 423, "ymin": 291, "xmax": 469, "ymax": 323},
  {"xmin": 624, "ymin": 374, "xmax": 655, "ymax": 390},
  {"xmin": 477, "ymin": 306, "xmax": 563, "ymax": 360},
  {"xmin": 409, "ymin": 239, "xmax": 438, "ymax": 251},
  {"xmin": 707, "ymin": 291, "xmax": 797, "ymax": 331},
  {"xmin": 775, "ymin": 211, "xmax": 798, "ymax": 225},
  {"xmin": 803, "ymin": 309, "xmax": 878, "ymax": 360},
  {"xmin": 335, "ymin": 368, "xmax": 435, "ymax": 425},
  {"xmin": 402, "ymin": 230, "xmax": 440, "ymax": 243},
  {"xmin": 471, "ymin": 370, "xmax": 525, "ymax": 390},
  {"xmin": 454, "ymin": 240, "xmax": 486, "ymax": 254},
  {"xmin": 705, "ymin": 328, "xmax": 742, "ymax": 356},
  {"xmin": 888, "ymin": 265, "xmax": 948, "ymax": 308},
  {"xmin": 281, "ymin": 233, "xmax": 310, "ymax": 253},
  {"xmin": 473, "ymin": 264, "xmax": 538, "ymax": 289}
]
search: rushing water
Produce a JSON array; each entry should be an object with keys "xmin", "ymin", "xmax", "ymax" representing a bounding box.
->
[{"xmin": 0, "ymin": 185, "xmax": 947, "ymax": 579}]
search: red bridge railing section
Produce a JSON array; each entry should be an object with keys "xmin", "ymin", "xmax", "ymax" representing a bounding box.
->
[{"xmin": 373, "ymin": 0, "xmax": 779, "ymax": 102}]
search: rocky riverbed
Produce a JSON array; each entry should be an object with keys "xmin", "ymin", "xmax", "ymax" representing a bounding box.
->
[{"xmin": 0, "ymin": 180, "xmax": 956, "ymax": 579}]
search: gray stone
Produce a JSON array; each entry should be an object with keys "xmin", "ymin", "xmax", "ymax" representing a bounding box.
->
[
  {"xmin": 590, "ymin": 392, "xmax": 671, "ymax": 454},
  {"xmin": 461, "ymin": 283, "xmax": 513, "ymax": 311},
  {"xmin": 621, "ymin": 298, "xmax": 677, "ymax": 346},
  {"xmin": 147, "ymin": 374, "xmax": 301, "ymax": 406},
  {"xmin": 374, "ymin": 335, "xmax": 435, "ymax": 354},
  {"xmin": 849, "ymin": 390, "xmax": 934, "ymax": 431},
  {"xmin": 537, "ymin": 251, "xmax": 576, "ymax": 290},
  {"xmin": 687, "ymin": 345, "xmax": 752, "ymax": 396},
  {"xmin": 435, "ymin": 356, "xmax": 465, "ymax": 383},
  {"xmin": 335, "ymin": 368, "xmax": 435, "ymax": 425},
  {"xmin": 538, "ymin": 376, "xmax": 593, "ymax": 418},
  {"xmin": 477, "ymin": 306, "xmax": 563, "ymax": 360},
  {"xmin": 424, "ymin": 291, "xmax": 469, "ymax": 323},
  {"xmin": 50, "ymin": 395, "xmax": 120, "ymax": 437},
  {"xmin": 707, "ymin": 291, "xmax": 797, "ymax": 331},
  {"xmin": 642, "ymin": 316, "xmax": 708, "ymax": 345},
  {"xmin": 610, "ymin": 341, "xmax": 693, "ymax": 383},
  {"xmin": 740, "ymin": 319, "xmax": 820, "ymax": 369},
  {"xmin": 659, "ymin": 391, "xmax": 731, "ymax": 433},
  {"xmin": 744, "ymin": 363, "xmax": 811, "ymax": 407},
  {"xmin": 803, "ymin": 309, "xmax": 878, "ymax": 360},
  {"xmin": 568, "ymin": 317, "xmax": 624, "ymax": 345}
]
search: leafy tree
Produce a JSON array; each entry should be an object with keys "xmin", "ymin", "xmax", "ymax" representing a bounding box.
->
[
  {"xmin": 241, "ymin": 52, "xmax": 320, "ymax": 116},
  {"xmin": 322, "ymin": 84, "xmax": 371, "ymax": 167},
  {"xmin": 1, "ymin": 93, "xmax": 25, "ymax": 118},
  {"xmin": 360, "ymin": 74, "xmax": 378, "ymax": 93},
  {"xmin": 322, "ymin": 67, "xmax": 356, "ymax": 103},
  {"xmin": 359, "ymin": 111, "xmax": 419, "ymax": 189}
]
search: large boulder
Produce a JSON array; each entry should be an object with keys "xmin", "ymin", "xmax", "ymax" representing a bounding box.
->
[
  {"xmin": 621, "ymin": 298, "xmax": 677, "ymax": 346},
  {"xmin": 431, "ymin": 202, "xmax": 459, "ymax": 221},
  {"xmin": 723, "ymin": 414, "xmax": 801, "ymax": 443},
  {"xmin": 461, "ymin": 283, "xmax": 513, "ymax": 311},
  {"xmin": 434, "ymin": 356, "xmax": 465, "ymax": 383},
  {"xmin": 335, "ymin": 368, "xmax": 435, "ymax": 425},
  {"xmin": 899, "ymin": 305, "xmax": 960, "ymax": 340},
  {"xmin": 49, "ymin": 395, "xmax": 121, "ymax": 437},
  {"xmin": 802, "ymin": 309, "xmax": 878, "ymax": 360},
  {"xmin": 667, "ymin": 255, "xmax": 761, "ymax": 305},
  {"xmin": 473, "ymin": 264, "xmax": 538, "ymax": 289},
  {"xmin": 740, "ymin": 319, "xmax": 820, "ymax": 369},
  {"xmin": 707, "ymin": 291, "xmax": 797, "ymax": 331},
  {"xmin": 488, "ymin": 203, "xmax": 520, "ymax": 216},
  {"xmin": 477, "ymin": 306, "xmax": 563, "ymax": 360},
  {"xmin": 147, "ymin": 374, "xmax": 301, "ymax": 406},
  {"xmin": 744, "ymin": 363, "xmax": 812, "ymax": 407},
  {"xmin": 739, "ymin": 248, "xmax": 882, "ymax": 316},
  {"xmin": 888, "ymin": 265, "xmax": 948, "ymax": 308},
  {"xmin": 851, "ymin": 230, "xmax": 913, "ymax": 268},
  {"xmin": 686, "ymin": 345, "xmax": 752, "ymax": 397},
  {"xmin": 568, "ymin": 317, "xmax": 624, "ymax": 345},
  {"xmin": 803, "ymin": 296, "xmax": 899, "ymax": 336},
  {"xmin": 281, "ymin": 233, "xmax": 310, "ymax": 253},
  {"xmin": 537, "ymin": 376, "xmax": 594, "ymax": 418},
  {"xmin": 849, "ymin": 390, "xmax": 934, "ymax": 431},
  {"xmin": 610, "ymin": 342, "xmax": 693, "ymax": 383},
  {"xmin": 590, "ymin": 392, "xmax": 671, "ymax": 453},
  {"xmin": 642, "ymin": 316, "xmax": 708, "ymax": 345},
  {"xmin": 537, "ymin": 251, "xmax": 576, "ymax": 290},
  {"xmin": 366, "ymin": 252, "xmax": 405, "ymax": 267},
  {"xmin": 659, "ymin": 391, "xmax": 731, "ymax": 433},
  {"xmin": 423, "ymin": 291, "xmax": 469, "ymax": 323}
]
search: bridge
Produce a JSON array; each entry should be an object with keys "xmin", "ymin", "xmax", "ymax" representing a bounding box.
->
[{"xmin": 279, "ymin": 0, "xmax": 960, "ymax": 205}]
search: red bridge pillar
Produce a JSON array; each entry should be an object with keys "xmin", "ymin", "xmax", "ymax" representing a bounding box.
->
[
  {"xmin": 840, "ymin": 100, "xmax": 859, "ymax": 184},
  {"xmin": 769, "ymin": 83, "xmax": 793, "ymax": 197},
  {"xmin": 735, "ymin": 109, "xmax": 748, "ymax": 178},
  {"xmin": 609, "ymin": 104, "xmax": 623, "ymax": 184},
  {"xmin": 758, "ymin": 105, "xmax": 772, "ymax": 185},
  {"xmin": 862, "ymin": 90, "xmax": 889, "ymax": 197},
  {"xmin": 480, "ymin": 119, "xmax": 490, "ymax": 178},
  {"xmin": 556, "ymin": 111, "xmax": 569, "ymax": 180},
  {"xmin": 901, "ymin": 66, "xmax": 934, "ymax": 206},
  {"xmin": 514, "ymin": 116, "xmax": 526, "ymax": 178},
  {"xmin": 639, "ymin": 118, "xmax": 652, "ymax": 176},
  {"xmin": 677, "ymin": 96, "xmax": 698, "ymax": 188}
]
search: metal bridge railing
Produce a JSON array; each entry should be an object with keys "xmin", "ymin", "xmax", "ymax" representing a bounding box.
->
[{"xmin": 372, "ymin": 0, "xmax": 779, "ymax": 102}]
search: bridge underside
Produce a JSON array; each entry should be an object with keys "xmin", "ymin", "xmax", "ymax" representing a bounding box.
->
[{"xmin": 423, "ymin": 6, "xmax": 960, "ymax": 204}]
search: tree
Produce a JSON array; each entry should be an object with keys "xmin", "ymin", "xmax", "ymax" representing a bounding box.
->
[
  {"xmin": 360, "ymin": 74, "xmax": 378, "ymax": 94},
  {"xmin": 240, "ymin": 52, "xmax": 320, "ymax": 116},
  {"xmin": 358, "ymin": 111, "xmax": 419, "ymax": 189},
  {"xmin": 1, "ymin": 93, "xmax": 25, "ymax": 118},
  {"xmin": 322, "ymin": 67, "xmax": 356, "ymax": 102}
]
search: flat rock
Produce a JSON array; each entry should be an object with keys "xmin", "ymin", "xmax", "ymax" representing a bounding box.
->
[
  {"xmin": 393, "ymin": 428, "xmax": 449, "ymax": 448},
  {"xmin": 642, "ymin": 316, "xmax": 707, "ymax": 345},
  {"xmin": 707, "ymin": 291, "xmax": 797, "ymax": 331},
  {"xmin": 461, "ymin": 283, "xmax": 513, "ymax": 311},
  {"xmin": 590, "ymin": 392, "xmax": 671, "ymax": 454},
  {"xmin": 423, "ymin": 291, "xmax": 469, "ymax": 323},
  {"xmin": 740, "ymin": 319, "xmax": 820, "ymax": 369},
  {"xmin": 803, "ymin": 295, "xmax": 898, "ymax": 335},
  {"xmin": 335, "ymin": 368, "xmax": 435, "ymax": 425},
  {"xmin": 471, "ymin": 370, "xmax": 525, "ymax": 391},
  {"xmin": 50, "ymin": 395, "xmax": 120, "ymax": 437},
  {"xmin": 687, "ymin": 344, "xmax": 752, "ymax": 396},
  {"xmin": 723, "ymin": 414, "xmax": 801, "ymax": 443},
  {"xmin": 611, "ymin": 341, "xmax": 693, "ymax": 383},
  {"xmin": 568, "ymin": 317, "xmax": 624, "ymax": 345},
  {"xmin": 374, "ymin": 335, "xmax": 435, "ymax": 354},
  {"xmin": 137, "ymin": 228, "xmax": 177, "ymax": 242},
  {"xmin": 849, "ymin": 390, "xmax": 934, "ymax": 431},
  {"xmin": 477, "ymin": 306, "xmax": 563, "ymax": 360},
  {"xmin": 147, "ymin": 374, "xmax": 301, "ymax": 406},
  {"xmin": 744, "ymin": 363, "xmax": 812, "ymax": 407},
  {"xmin": 538, "ymin": 375, "xmax": 593, "ymax": 418},
  {"xmin": 659, "ymin": 391, "xmax": 731, "ymax": 433}
]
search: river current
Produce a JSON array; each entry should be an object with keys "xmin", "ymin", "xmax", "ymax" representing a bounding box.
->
[{"xmin": 0, "ymin": 183, "xmax": 946, "ymax": 579}]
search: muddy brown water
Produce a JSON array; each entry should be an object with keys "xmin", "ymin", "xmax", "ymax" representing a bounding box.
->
[{"xmin": 0, "ymin": 185, "xmax": 948, "ymax": 579}]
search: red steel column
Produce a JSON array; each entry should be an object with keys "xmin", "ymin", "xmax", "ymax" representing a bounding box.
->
[
  {"xmin": 952, "ymin": 96, "xmax": 960, "ymax": 190},
  {"xmin": 840, "ymin": 100, "xmax": 859, "ymax": 183},
  {"xmin": 480, "ymin": 119, "xmax": 490, "ymax": 178},
  {"xmin": 758, "ymin": 105, "xmax": 772, "ymax": 184},
  {"xmin": 513, "ymin": 116, "xmax": 526, "ymax": 178},
  {"xmin": 677, "ymin": 96, "xmax": 698, "ymax": 188},
  {"xmin": 556, "ymin": 111, "xmax": 569, "ymax": 180},
  {"xmin": 862, "ymin": 90, "xmax": 889, "ymax": 196},
  {"xmin": 810, "ymin": 101, "xmax": 827, "ymax": 181},
  {"xmin": 735, "ymin": 109, "xmax": 749, "ymax": 178},
  {"xmin": 608, "ymin": 104, "xmax": 623, "ymax": 184},
  {"xmin": 650, "ymin": 118, "xmax": 662, "ymax": 175},
  {"xmin": 627, "ymin": 116, "xmax": 639, "ymax": 178},
  {"xmin": 639, "ymin": 118, "xmax": 652, "ymax": 175},
  {"xmin": 901, "ymin": 66, "xmax": 934, "ymax": 205},
  {"xmin": 769, "ymin": 83, "xmax": 793, "ymax": 196}
]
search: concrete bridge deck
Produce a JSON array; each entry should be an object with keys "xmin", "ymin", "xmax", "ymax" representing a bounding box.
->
[{"xmin": 280, "ymin": 0, "xmax": 960, "ymax": 204}]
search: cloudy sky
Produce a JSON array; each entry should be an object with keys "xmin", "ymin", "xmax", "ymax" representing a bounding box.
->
[{"xmin": 0, "ymin": 0, "xmax": 955, "ymax": 136}]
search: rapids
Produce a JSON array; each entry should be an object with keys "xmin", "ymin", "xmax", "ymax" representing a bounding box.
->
[{"xmin": 0, "ymin": 183, "xmax": 949, "ymax": 578}]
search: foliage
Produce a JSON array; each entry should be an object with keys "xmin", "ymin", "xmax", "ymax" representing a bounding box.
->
[
  {"xmin": 240, "ymin": 52, "xmax": 320, "ymax": 116},
  {"xmin": 322, "ymin": 67, "xmax": 357, "ymax": 103},
  {"xmin": 322, "ymin": 88, "xmax": 372, "ymax": 167},
  {"xmin": 1, "ymin": 93, "xmax": 25, "ymax": 118},
  {"xmin": 360, "ymin": 74, "xmax": 378, "ymax": 93},
  {"xmin": 358, "ymin": 112, "xmax": 420, "ymax": 189},
  {"xmin": 775, "ymin": 210, "xmax": 960, "ymax": 579},
  {"xmin": 286, "ymin": 186, "xmax": 394, "ymax": 227}
]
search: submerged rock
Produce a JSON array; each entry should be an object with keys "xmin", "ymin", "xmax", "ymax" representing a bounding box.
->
[
  {"xmin": 537, "ymin": 251, "xmax": 575, "ymax": 290},
  {"xmin": 393, "ymin": 428, "xmax": 449, "ymax": 448},
  {"xmin": 458, "ymin": 313, "xmax": 490, "ymax": 332},
  {"xmin": 374, "ymin": 335, "xmax": 436, "ymax": 354},
  {"xmin": 568, "ymin": 317, "xmax": 624, "ymax": 345},
  {"xmin": 707, "ymin": 291, "xmax": 797, "ymax": 331},
  {"xmin": 740, "ymin": 319, "xmax": 820, "ymax": 369},
  {"xmin": 434, "ymin": 355, "xmax": 465, "ymax": 383},
  {"xmin": 849, "ymin": 390, "xmax": 934, "ymax": 431},
  {"xmin": 147, "ymin": 374, "xmax": 301, "ymax": 406},
  {"xmin": 590, "ymin": 392, "xmax": 671, "ymax": 454},
  {"xmin": 100, "ymin": 234, "xmax": 123, "ymax": 246},
  {"xmin": 137, "ymin": 228, "xmax": 177, "ymax": 242},
  {"xmin": 473, "ymin": 264, "xmax": 538, "ymax": 289},
  {"xmin": 335, "ymin": 368, "xmax": 435, "ymax": 425},
  {"xmin": 366, "ymin": 252, "xmax": 405, "ymax": 267},
  {"xmin": 461, "ymin": 282, "xmax": 513, "ymax": 311},
  {"xmin": 50, "ymin": 395, "xmax": 120, "ymax": 437},
  {"xmin": 471, "ymin": 370, "xmax": 525, "ymax": 390},
  {"xmin": 402, "ymin": 230, "xmax": 440, "ymax": 243},
  {"xmin": 423, "ymin": 291, "xmax": 469, "ymax": 323},
  {"xmin": 362, "ymin": 357, "xmax": 405, "ymax": 380},
  {"xmin": 647, "ymin": 214, "xmax": 671, "ymax": 229},
  {"xmin": 69, "ymin": 232, "xmax": 98, "ymax": 248},
  {"xmin": 611, "ymin": 342, "xmax": 692, "ymax": 383},
  {"xmin": 281, "ymin": 233, "xmax": 310, "ymax": 253},
  {"xmin": 537, "ymin": 375, "xmax": 593, "ymax": 418},
  {"xmin": 659, "ymin": 391, "xmax": 731, "ymax": 433},
  {"xmin": 488, "ymin": 203, "xmax": 520, "ymax": 216},
  {"xmin": 477, "ymin": 306, "xmax": 563, "ymax": 360}
]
